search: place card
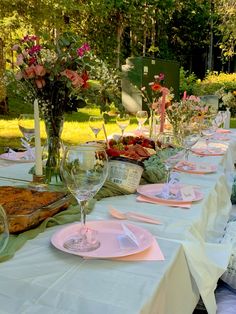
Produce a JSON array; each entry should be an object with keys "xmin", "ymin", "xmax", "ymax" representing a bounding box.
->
[
  {"xmin": 117, "ymin": 223, "xmax": 139, "ymax": 249},
  {"xmin": 180, "ymin": 186, "xmax": 195, "ymax": 201}
]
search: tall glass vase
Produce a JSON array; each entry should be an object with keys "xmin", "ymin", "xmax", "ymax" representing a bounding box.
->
[{"xmin": 43, "ymin": 114, "xmax": 64, "ymax": 184}]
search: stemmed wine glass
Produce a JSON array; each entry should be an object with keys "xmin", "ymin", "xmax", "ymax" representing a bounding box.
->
[
  {"xmin": 201, "ymin": 118, "xmax": 217, "ymax": 152},
  {"xmin": 89, "ymin": 115, "xmax": 104, "ymax": 139},
  {"xmin": 18, "ymin": 114, "xmax": 35, "ymax": 147},
  {"xmin": 157, "ymin": 132, "xmax": 184, "ymax": 183},
  {"xmin": 181, "ymin": 124, "xmax": 201, "ymax": 160},
  {"xmin": 60, "ymin": 144, "xmax": 108, "ymax": 252},
  {"xmin": 136, "ymin": 110, "xmax": 148, "ymax": 132},
  {"xmin": 116, "ymin": 113, "xmax": 130, "ymax": 138}
]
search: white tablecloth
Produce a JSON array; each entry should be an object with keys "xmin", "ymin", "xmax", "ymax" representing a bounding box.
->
[{"xmin": 0, "ymin": 131, "xmax": 236, "ymax": 314}]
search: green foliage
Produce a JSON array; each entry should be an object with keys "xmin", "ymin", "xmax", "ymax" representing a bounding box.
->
[
  {"xmin": 192, "ymin": 72, "xmax": 236, "ymax": 96},
  {"xmin": 179, "ymin": 67, "xmax": 198, "ymax": 97}
]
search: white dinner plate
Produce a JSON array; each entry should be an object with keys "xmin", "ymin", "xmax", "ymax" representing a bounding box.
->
[{"xmin": 51, "ymin": 220, "xmax": 154, "ymax": 259}]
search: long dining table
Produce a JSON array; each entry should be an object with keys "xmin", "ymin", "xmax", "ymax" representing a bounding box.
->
[{"xmin": 0, "ymin": 130, "xmax": 236, "ymax": 314}]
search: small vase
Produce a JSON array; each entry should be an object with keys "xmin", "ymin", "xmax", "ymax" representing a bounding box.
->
[
  {"xmin": 149, "ymin": 110, "xmax": 157, "ymax": 139},
  {"xmin": 43, "ymin": 114, "xmax": 64, "ymax": 184}
]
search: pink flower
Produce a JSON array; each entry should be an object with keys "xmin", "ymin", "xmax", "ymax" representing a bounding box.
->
[
  {"xmin": 16, "ymin": 54, "xmax": 24, "ymax": 66},
  {"xmin": 22, "ymin": 35, "xmax": 38, "ymax": 42},
  {"xmin": 159, "ymin": 73, "xmax": 165, "ymax": 81},
  {"xmin": 61, "ymin": 69, "xmax": 84, "ymax": 88},
  {"xmin": 35, "ymin": 78, "xmax": 46, "ymax": 89},
  {"xmin": 23, "ymin": 65, "xmax": 36, "ymax": 79},
  {"xmin": 77, "ymin": 43, "xmax": 90, "ymax": 57},
  {"xmin": 34, "ymin": 64, "xmax": 46, "ymax": 76},
  {"xmin": 28, "ymin": 45, "xmax": 42, "ymax": 55},
  {"xmin": 15, "ymin": 71, "xmax": 23, "ymax": 80},
  {"xmin": 187, "ymin": 95, "xmax": 200, "ymax": 102},
  {"xmin": 12, "ymin": 44, "xmax": 20, "ymax": 51}
]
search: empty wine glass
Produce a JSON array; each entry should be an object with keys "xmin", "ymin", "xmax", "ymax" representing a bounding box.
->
[
  {"xmin": 157, "ymin": 132, "xmax": 184, "ymax": 183},
  {"xmin": 18, "ymin": 114, "xmax": 35, "ymax": 147},
  {"xmin": 201, "ymin": 119, "xmax": 217, "ymax": 152},
  {"xmin": 136, "ymin": 110, "xmax": 148, "ymax": 131},
  {"xmin": 116, "ymin": 113, "xmax": 130, "ymax": 138},
  {"xmin": 89, "ymin": 115, "xmax": 104, "ymax": 139},
  {"xmin": 0, "ymin": 205, "xmax": 9, "ymax": 254},
  {"xmin": 181, "ymin": 124, "xmax": 201, "ymax": 160},
  {"xmin": 61, "ymin": 144, "xmax": 108, "ymax": 252}
]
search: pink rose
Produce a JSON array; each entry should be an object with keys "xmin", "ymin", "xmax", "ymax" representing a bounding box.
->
[
  {"xmin": 23, "ymin": 65, "xmax": 36, "ymax": 79},
  {"xmin": 61, "ymin": 69, "xmax": 84, "ymax": 88},
  {"xmin": 34, "ymin": 64, "xmax": 46, "ymax": 76}
]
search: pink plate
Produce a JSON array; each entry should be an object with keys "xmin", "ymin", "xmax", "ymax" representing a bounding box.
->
[
  {"xmin": 137, "ymin": 183, "xmax": 203, "ymax": 205},
  {"xmin": 191, "ymin": 147, "xmax": 225, "ymax": 156},
  {"xmin": 51, "ymin": 220, "xmax": 154, "ymax": 259},
  {"xmin": 174, "ymin": 160, "xmax": 217, "ymax": 174},
  {"xmin": 0, "ymin": 152, "xmax": 34, "ymax": 163}
]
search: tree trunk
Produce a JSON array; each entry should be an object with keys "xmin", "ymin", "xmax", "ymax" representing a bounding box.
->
[
  {"xmin": 0, "ymin": 38, "xmax": 8, "ymax": 114},
  {"xmin": 207, "ymin": 0, "xmax": 214, "ymax": 71}
]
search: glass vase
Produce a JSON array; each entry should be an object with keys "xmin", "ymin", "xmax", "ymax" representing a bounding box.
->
[{"xmin": 43, "ymin": 115, "xmax": 64, "ymax": 184}]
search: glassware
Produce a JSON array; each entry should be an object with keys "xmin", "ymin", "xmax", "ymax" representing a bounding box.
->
[
  {"xmin": 0, "ymin": 206, "xmax": 9, "ymax": 254},
  {"xmin": 201, "ymin": 119, "xmax": 217, "ymax": 152},
  {"xmin": 116, "ymin": 113, "xmax": 130, "ymax": 137},
  {"xmin": 89, "ymin": 115, "xmax": 104, "ymax": 139},
  {"xmin": 136, "ymin": 110, "xmax": 148, "ymax": 131},
  {"xmin": 18, "ymin": 114, "xmax": 35, "ymax": 146},
  {"xmin": 60, "ymin": 144, "xmax": 108, "ymax": 252},
  {"xmin": 157, "ymin": 132, "xmax": 184, "ymax": 183},
  {"xmin": 181, "ymin": 124, "xmax": 201, "ymax": 160}
]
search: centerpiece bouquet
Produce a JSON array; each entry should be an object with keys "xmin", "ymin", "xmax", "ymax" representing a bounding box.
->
[
  {"xmin": 165, "ymin": 95, "xmax": 216, "ymax": 136},
  {"xmin": 11, "ymin": 32, "xmax": 120, "ymax": 182},
  {"xmin": 140, "ymin": 73, "xmax": 174, "ymax": 137}
]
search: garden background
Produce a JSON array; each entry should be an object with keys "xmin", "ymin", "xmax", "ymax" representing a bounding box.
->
[{"xmin": 0, "ymin": 0, "xmax": 235, "ymax": 149}]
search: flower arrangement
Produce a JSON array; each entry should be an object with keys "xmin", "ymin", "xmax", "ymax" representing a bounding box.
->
[
  {"xmin": 165, "ymin": 95, "xmax": 215, "ymax": 135},
  {"xmin": 140, "ymin": 73, "xmax": 174, "ymax": 112},
  {"xmin": 140, "ymin": 73, "xmax": 174, "ymax": 137},
  {"xmin": 10, "ymin": 32, "xmax": 121, "ymax": 183},
  {"xmin": 215, "ymin": 87, "xmax": 236, "ymax": 110},
  {"xmin": 13, "ymin": 33, "xmax": 97, "ymax": 115}
]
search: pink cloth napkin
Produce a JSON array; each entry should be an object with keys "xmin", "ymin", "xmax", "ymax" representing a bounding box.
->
[
  {"xmin": 136, "ymin": 194, "xmax": 191, "ymax": 209},
  {"xmin": 113, "ymin": 238, "xmax": 165, "ymax": 261}
]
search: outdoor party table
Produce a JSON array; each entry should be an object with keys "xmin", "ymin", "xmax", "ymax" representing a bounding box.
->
[{"xmin": 0, "ymin": 130, "xmax": 236, "ymax": 314}]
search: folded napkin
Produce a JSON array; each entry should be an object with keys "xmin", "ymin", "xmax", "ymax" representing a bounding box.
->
[{"xmin": 136, "ymin": 194, "xmax": 191, "ymax": 209}]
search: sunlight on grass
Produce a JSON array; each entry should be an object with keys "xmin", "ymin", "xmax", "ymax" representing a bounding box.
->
[{"xmin": 0, "ymin": 113, "xmax": 138, "ymax": 151}]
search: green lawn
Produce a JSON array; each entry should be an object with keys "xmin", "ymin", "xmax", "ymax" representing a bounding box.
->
[
  {"xmin": 0, "ymin": 107, "xmax": 138, "ymax": 152},
  {"xmin": 0, "ymin": 100, "xmax": 235, "ymax": 153}
]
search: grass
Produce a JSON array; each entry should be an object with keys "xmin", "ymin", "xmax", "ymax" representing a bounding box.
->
[
  {"xmin": 0, "ymin": 106, "xmax": 138, "ymax": 152},
  {"xmin": 1, "ymin": 96, "xmax": 235, "ymax": 152}
]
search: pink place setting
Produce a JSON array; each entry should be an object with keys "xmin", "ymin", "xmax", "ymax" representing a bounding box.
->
[
  {"xmin": 216, "ymin": 128, "xmax": 232, "ymax": 134},
  {"xmin": 191, "ymin": 146, "xmax": 226, "ymax": 156},
  {"xmin": 174, "ymin": 160, "xmax": 217, "ymax": 175},
  {"xmin": 136, "ymin": 183, "xmax": 203, "ymax": 208},
  {"xmin": 51, "ymin": 220, "xmax": 165, "ymax": 261}
]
